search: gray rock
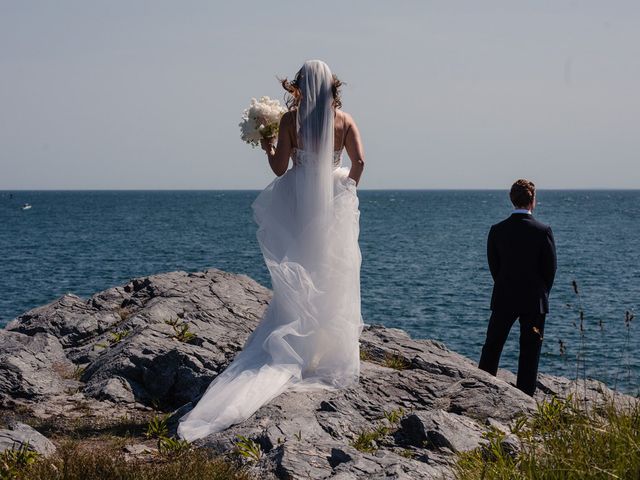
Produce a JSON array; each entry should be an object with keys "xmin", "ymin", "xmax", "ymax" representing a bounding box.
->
[
  {"xmin": 84, "ymin": 376, "xmax": 135, "ymax": 404},
  {"xmin": 499, "ymin": 434, "xmax": 521, "ymax": 458},
  {"xmin": 123, "ymin": 443, "xmax": 156, "ymax": 455},
  {"xmin": 6, "ymin": 293, "xmax": 122, "ymax": 348},
  {"xmin": 0, "ymin": 422, "xmax": 56, "ymax": 457},
  {"xmin": 0, "ymin": 268, "xmax": 633, "ymax": 479},
  {"xmin": 2, "ymin": 269, "xmax": 269, "ymax": 413},
  {"xmin": 400, "ymin": 410, "xmax": 485, "ymax": 453},
  {"xmin": 0, "ymin": 331, "xmax": 71, "ymax": 403}
]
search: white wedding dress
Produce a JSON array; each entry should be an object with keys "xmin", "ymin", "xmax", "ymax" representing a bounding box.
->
[{"xmin": 178, "ymin": 60, "xmax": 363, "ymax": 442}]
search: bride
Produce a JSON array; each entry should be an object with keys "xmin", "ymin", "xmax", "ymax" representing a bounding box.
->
[{"xmin": 178, "ymin": 60, "xmax": 365, "ymax": 441}]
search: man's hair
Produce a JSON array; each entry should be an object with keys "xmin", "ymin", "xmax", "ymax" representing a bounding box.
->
[{"xmin": 510, "ymin": 179, "xmax": 536, "ymax": 208}]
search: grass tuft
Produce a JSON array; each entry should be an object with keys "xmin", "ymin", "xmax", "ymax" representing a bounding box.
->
[
  {"xmin": 234, "ymin": 435, "xmax": 263, "ymax": 462},
  {"xmin": 109, "ymin": 329, "xmax": 131, "ymax": 345},
  {"xmin": 1, "ymin": 442, "xmax": 40, "ymax": 478},
  {"xmin": 352, "ymin": 428, "xmax": 384, "ymax": 453},
  {"xmin": 7, "ymin": 440, "xmax": 250, "ymax": 480},
  {"xmin": 455, "ymin": 395, "xmax": 640, "ymax": 479},
  {"xmin": 145, "ymin": 415, "xmax": 169, "ymax": 440},
  {"xmin": 383, "ymin": 353, "xmax": 410, "ymax": 370},
  {"xmin": 157, "ymin": 436, "xmax": 191, "ymax": 458},
  {"xmin": 351, "ymin": 408, "xmax": 406, "ymax": 453},
  {"xmin": 165, "ymin": 318, "xmax": 197, "ymax": 343},
  {"xmin": 359, "ymin": 348, "xmax": 371, "ymax": 361},
  {"xmin": 383, "ymin": 407, "xmax": 405, "ymax": 425}
]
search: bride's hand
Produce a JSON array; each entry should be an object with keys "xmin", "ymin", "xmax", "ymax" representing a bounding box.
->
[{"xmin": 260, "ymin": 137, "xmax": 276, "ymax": 153}]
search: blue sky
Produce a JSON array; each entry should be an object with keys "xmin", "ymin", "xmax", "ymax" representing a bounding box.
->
[{"xmin": 1, "ymin": 1, "xmax": 638, "ymax": 189}]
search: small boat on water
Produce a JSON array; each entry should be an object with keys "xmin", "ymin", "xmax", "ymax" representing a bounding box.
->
[{"xmin": 21, "ymin": 203, "xmax": 32, "ymax": 210}]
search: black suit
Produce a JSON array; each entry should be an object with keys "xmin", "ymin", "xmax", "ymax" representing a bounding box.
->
[{"xmin": 479, "ymin": 212, "xmax": 557, "ymax": 396}]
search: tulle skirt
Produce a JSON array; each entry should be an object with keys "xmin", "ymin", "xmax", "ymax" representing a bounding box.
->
[{"xmin": 177, "ymin": 165, "xmax": 362, "ymax": 441}]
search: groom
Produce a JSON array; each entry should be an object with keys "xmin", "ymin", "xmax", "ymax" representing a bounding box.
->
[{"xmin": 479, "ymin": 179, "xmax": 557, "ymax": 396}]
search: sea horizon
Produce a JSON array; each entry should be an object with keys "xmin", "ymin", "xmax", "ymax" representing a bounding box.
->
[{"xmin": 2, "ymin": 187, "xmax": 639, "ymax": 192}]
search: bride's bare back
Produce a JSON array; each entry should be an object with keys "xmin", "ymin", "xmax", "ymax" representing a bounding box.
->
[{"xmin": 261, "ymin": 109, "xmax": 365, "ymax": 185}]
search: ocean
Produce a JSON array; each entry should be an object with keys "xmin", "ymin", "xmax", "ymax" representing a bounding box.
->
[{"xmin": 1, "ymin": 190, "xmax": 638, "ymax": 393}]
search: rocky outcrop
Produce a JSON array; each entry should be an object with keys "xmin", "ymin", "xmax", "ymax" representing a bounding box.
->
[
  {"xmin": 0, "ymin": 269, "xmax": 629, "ymax": 478},
  {"xmin": 0, "ymin": 422, "xmax": 56, "ymax": 457},
  {"xmin": 1, "ymin": 270, "xmax": 269, "ymax": 420}
]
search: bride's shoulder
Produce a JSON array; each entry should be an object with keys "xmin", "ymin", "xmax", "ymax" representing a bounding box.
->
[
  {"xmin": 279, "ymin": 110, "xmax": 296, "ymax": 134},
  {"xmin": 338, "ymin": 111, "xmax": 358, "ymax": 134},
  {"xmin": 338, "ymin": 110, "xmax": 356, "ymax": 125}
]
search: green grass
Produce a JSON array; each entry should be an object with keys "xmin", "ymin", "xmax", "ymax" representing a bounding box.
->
[
  {"xmin": 358, "ymin": 345, "xmax": 412, "ymax": 370},
  {"xmin": 145, "ymin": 415, "xmax": 169, "ymax": 440},
  {"xmin": 455, "ymin": 395, "xmax": 640, "ymax": 479},
  {"xmin": 351, "ymin": 407, "xmax": 407, "ymax": 453},
  {"xmin": 157, "ymin": 436, "xmax": 191, "ymax": 458},
  {"xmin": 352, "ymin": 425, "xmax": 389, "ymax": 453},
  {"xmin": 3, "ymin": 411, "xmax": 248, "ymax": 479},
  {"xmin": 94, "ymin": 329, "xmax": 131, "ymax": 350},
  {"xmin": 1, "ymin": 442, "xmax": 40, "ymax": 478},
  {"xmin": 359, "ymin": 348, "xmax": 371, "ymax": 361},
  {"xmin": 72, "ymin": 365, "xmax": 86, "ymax": 380},
  {"xmin": 109, "ymin": 329, "xmax": 131, "ymax": 345},
  {"xmin": 172, "ymin": 323, "xmax": 197, "ymax": 343},
  {"xmin": 234, "ymin": 435, "xmax": 263, "ymax": 463},
  {"xmin": 7, "ymin": 440, "xmax": 251, "ymax": 480},
  {"xmin": 399, "ymin": 448, "xmax": 415, "ymax": 459},
  {"xmin": 383, "ymin": 407, "xmax": 405, "ymax": 425},
  {"xmin": 383, "ymin": 353, "xmax": 410, "ymax": 370},
  {"xmin": 164, "ymin": 318, "xmax": 197, "ymax": 343}
]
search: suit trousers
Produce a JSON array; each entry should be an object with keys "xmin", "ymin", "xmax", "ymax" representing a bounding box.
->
[{"xmin": 478, "ymin": 311, "xmax": 546, "ymax": 396}]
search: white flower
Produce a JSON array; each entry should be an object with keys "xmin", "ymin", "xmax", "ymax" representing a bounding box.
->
[{"xmin": 239, "ymin": 96, "xmax": 287, "ymax": 147}]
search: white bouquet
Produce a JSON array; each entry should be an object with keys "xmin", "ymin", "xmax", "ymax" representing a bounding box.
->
[{"xmin": 239, "ymin": 96, "xmax": 287, "ymax": 148}]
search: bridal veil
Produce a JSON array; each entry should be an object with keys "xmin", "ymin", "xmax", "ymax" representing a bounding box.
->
[{"xmin": 178, "ymin": 60, "xmax": 362, "ymax": 441}]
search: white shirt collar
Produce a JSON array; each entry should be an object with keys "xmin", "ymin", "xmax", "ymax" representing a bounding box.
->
[{"xmin": 512, "ymin": 208, "xmax": 532, "ymax": 214}]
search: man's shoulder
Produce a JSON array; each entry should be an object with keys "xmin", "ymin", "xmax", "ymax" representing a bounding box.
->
[
  {"xmin": 491, "ymin": 215, "xmax": 551, "ymax": 232},
  {"xmin": 491, "ymin": 217, "xmax": 513, "ymax": 230},
  {"xmin": 528, "ymin": 216, "xmax": 551, "ymax": 232}
]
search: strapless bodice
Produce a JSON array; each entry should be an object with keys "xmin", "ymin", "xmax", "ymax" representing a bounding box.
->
[{"xmin": 292, "ymin": 148, "xmax": 343, "ymax": 168}]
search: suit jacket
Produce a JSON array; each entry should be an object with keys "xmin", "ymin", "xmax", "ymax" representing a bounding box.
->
[{"xmin": 487, "ymin": 213, "xmax": 557, "ymax": 314}]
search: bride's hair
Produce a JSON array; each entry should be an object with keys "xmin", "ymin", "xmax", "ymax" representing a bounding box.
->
[{"xmin": 280, "ymin": 68, "xmax": 343, "ymax": 110}]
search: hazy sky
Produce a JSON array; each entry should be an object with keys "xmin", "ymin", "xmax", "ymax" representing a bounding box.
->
[{"xmin": 1, "ymin": 1, "xmax": 638, "ymax": 189}]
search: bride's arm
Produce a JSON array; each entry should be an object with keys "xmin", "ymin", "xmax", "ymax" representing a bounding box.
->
[
  {"xmin": 261, "ymin": 112, "xmax": 294, "ymax": 177},
  {"xmin": 343, "ymin": 113, "xmax": 365, "ymax": 186}
]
